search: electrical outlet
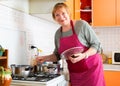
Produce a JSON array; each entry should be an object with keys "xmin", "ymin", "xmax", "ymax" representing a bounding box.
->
[
  {"xmin": 28, "ymin": 44, "xmax": 33, "ymax": 50},
  {"xmin": 28, "ymin": 44, "xmax": 38, "ymax": 50},
  {"xmin": 31, "ymin": 45, "xmax": 37, "ymax": 49}
]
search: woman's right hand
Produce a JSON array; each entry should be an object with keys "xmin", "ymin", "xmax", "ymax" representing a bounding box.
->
[{"xmin": 36, "ymin": 56, "xmax": 46, "ymax": 64}]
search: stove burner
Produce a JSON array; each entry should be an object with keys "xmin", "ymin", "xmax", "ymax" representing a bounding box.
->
[{"xmin": 12, "ymin": 76, "xmax": 24, "ymax": 80}]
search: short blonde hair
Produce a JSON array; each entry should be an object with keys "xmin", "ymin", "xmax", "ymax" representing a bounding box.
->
[{"xmin": 52, "ymin": 3, "xmax": 71, "ymax": 19}]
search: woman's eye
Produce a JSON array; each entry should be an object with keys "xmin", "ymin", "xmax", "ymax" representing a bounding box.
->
[
  {"xmin": 55, "ymin": 14, "xmax": 59, "ymax": 17},
  {"xmin": 62, "ymin": 13, "xmax": 65, "ymax": 15}
]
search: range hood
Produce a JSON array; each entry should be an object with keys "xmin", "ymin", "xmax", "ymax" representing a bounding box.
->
[{"xmin": 29, "ymin": 0, "xmax": 67, "ymax": 14}]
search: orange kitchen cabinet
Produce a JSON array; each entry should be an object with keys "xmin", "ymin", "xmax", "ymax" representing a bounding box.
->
[
  {"xmin": 65, "ymin": 0, "xmax": 74, "ymax": 19},
  {"xmin": 117, "ymin": 0, "xmax": 120, "ymax": 25},
  {"xmin": 74, "ymin": 0, "xmax": 80, "ymax": 20},
  {"xmin": 104, "ymin": 70, "xmax": 120, "ymax": 86},
  {"xmin": 65, "ymin": 0, "xmax": 80, "ymax": 20},
  {"xmin": 92, "ymin": 0, "xmax": 116, "ymax": 26},
  {"xmin": 92, "ymin": 0, "xmax": 120, "ymax": 26}
]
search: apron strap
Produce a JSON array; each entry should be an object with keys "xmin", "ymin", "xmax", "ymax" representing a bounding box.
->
[
  {"xmin": 70, "ymin": 20, "xmax": 75, "ymax": 34},
  {"xmin": 60, "ymin": 20, "xmax": 76, "ymax": 35}
]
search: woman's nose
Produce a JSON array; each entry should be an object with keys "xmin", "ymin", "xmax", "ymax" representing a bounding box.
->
[{"xmin": 59, "ymin": 14, "xmax": 65, "ymax": 19}]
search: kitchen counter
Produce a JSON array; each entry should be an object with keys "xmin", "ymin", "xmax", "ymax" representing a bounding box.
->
[{"xmin": 103, "ymin": 64, "xmax": 120, "ymax": 71}]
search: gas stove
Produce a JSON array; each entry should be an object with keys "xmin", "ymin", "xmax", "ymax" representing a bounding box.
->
[
  {"xmin": 11, "ymin": 73, "xmax": 67, "ymax": 86},
  {"xmin": 12, "ymin": 72, "xmax": 61, "ymax": 82}
]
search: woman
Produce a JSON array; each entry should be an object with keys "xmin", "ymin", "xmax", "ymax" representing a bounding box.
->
[{"xmin": 36, "ymin": 3, "xmax": 105, "ymax": 86}]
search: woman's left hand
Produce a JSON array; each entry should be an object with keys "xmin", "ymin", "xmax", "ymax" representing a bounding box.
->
[{"xmin": 68, "ymin": 53, "xmax": 86, "ymax": 63}]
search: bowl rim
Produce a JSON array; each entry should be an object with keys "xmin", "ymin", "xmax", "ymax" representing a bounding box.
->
[{"xmin": 61, "ymin": 46, "xmax": 84, "ymax": 57}]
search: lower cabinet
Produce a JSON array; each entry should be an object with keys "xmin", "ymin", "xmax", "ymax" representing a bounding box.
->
[{"xmin": 104, "ymin": 70, "xmax": 120, "ymax": 86}]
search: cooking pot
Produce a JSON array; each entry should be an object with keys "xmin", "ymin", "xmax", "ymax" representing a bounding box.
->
[
  {"xmin": 33, "ymin": 63, "xmax": 42, "ymax": 73},
  {"xmin": 11, "ymin": 64, "xmax": 33, "ymax": 78},
  {"xmin": 33, "ymin": 63, "xmax": 60, "ymax": 74},
  {"xmin": 47, "ymin": 63, "xmax": 60, "ymax": 74}
]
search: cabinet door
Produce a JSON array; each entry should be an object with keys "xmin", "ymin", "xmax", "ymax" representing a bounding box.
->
[
  {"xmin": 65, "ymin": 0, "xmax": 74, "ymax": 19},
  {"xmin": 65, "ymin": 0, "xmax": 80, "ymax": 20},
  {"xmin": 74, "ymin": 0, "xmax": 80, "ymax": 20},
  {"xmin": 117, "ymin": 0, "xmax": 120, "ymax": 25},
  {"xmin": 104, "ymin": 71, "xmax": 120, "ymax": 86},
  {"xmin": 92, "ymin": 0, "xmax": 116, "ymax": 26}
]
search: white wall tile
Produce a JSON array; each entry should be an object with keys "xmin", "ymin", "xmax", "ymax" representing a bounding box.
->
[{"xmin": 94, "ymin": 27, "xmax": 120, "ymax": 56}]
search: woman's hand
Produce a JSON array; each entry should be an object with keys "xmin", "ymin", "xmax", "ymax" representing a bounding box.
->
[
  {"xmin": 35, "ymin": 54, "xmax": 58, "ymax": 64},
  {"xmin": 68, "ymin": 53, "xmax": 86, "ymax": 63},
  {"xmin": 36, "ymin": 56, "xmax": 46, "ymax": 64}
]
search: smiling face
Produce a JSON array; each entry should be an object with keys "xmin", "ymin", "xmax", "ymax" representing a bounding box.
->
[
  {"xmin": 54, "ymin": 8, "xmax": 70, "ymax": 26},
  {"xmin": 52, "ymin": 3, "xmax": 71, "ymax": 26}
]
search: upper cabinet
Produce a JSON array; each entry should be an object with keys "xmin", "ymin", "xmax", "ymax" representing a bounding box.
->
[
  {"xmin": 74, "ymin": 0, "xmax": 80, "ymax": 20},
  {"xmin": 64, "ymin": 0, "xmax": 74, "ymax": 19},
  {"xmin": 117, "ymin": 0, "xmax": 120, "ymax": 25},
  {"xmin": 92, "ymin": 0, "xmax": 116, "ymax": 26},
  {"xmin": 79, "ymin": 0, "xmax": 120, "ymax": 26},
  {"xmin": 65, "ymin": 0, "xmax": 80, "ymax": 20},
  {"xmin": 1, "ymin": 0, "xmax": 119, "ymax": 26},
  {"xmin": 80, "ymin": 0, "xmax": 92, "ymax": 24},
  {"xmin": 92, "ymin": 0, "xmax": 120, "ymax": 26}
]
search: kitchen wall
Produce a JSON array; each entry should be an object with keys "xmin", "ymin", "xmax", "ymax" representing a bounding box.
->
[
  {"xmin": 0, "ymin": 4, "xmax": 59, "ymax": 66},
  {"xmin": 0, "ymin": 3, "xmax": 120, "ymax": 67}
]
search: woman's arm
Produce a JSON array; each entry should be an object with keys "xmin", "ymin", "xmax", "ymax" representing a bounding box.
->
[{"xmin": 36, "ymin": 53, "xmax": 58, "ymax": 64}]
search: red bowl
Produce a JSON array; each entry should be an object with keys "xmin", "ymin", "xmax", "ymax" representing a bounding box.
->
[{"xmin": 61, "ymin": 47, "xmax": 84, "ymax": 60}]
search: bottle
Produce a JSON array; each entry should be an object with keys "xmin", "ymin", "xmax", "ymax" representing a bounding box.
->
[
  {"xmin": 107, "ymin": 53, "xmax": 112, "ymax": 64},
  {"xmin": 108, "ymin": 57, "xmax": 112, "ymax": 64}
]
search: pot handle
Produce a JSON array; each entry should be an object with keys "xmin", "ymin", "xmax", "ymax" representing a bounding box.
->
[
  {"xmin": 25, "ymin": 66, "xmax": 33, "ymax": 71},
  {"xmin": 10, "ymin": 64, "xmax": 16, "ymax": 68},
  {"xmin": 10, "ymin": 64, "xmax": 16, "ymax": 75}
]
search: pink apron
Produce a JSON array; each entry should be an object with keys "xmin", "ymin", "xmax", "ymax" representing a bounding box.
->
[{"xmin": 58, "ymin": 20, "xmax": 105, "ymax": 86}]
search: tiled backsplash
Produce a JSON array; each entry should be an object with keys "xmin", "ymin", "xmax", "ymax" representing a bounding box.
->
[{"xmin": 93, "ymin": 27, "xmax": 120, "ymax": 56}]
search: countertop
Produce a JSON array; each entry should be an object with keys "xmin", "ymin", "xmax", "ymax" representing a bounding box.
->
[{"xmin": 103, "ymin": 64, "xmax": 120, "ymax": 71}]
